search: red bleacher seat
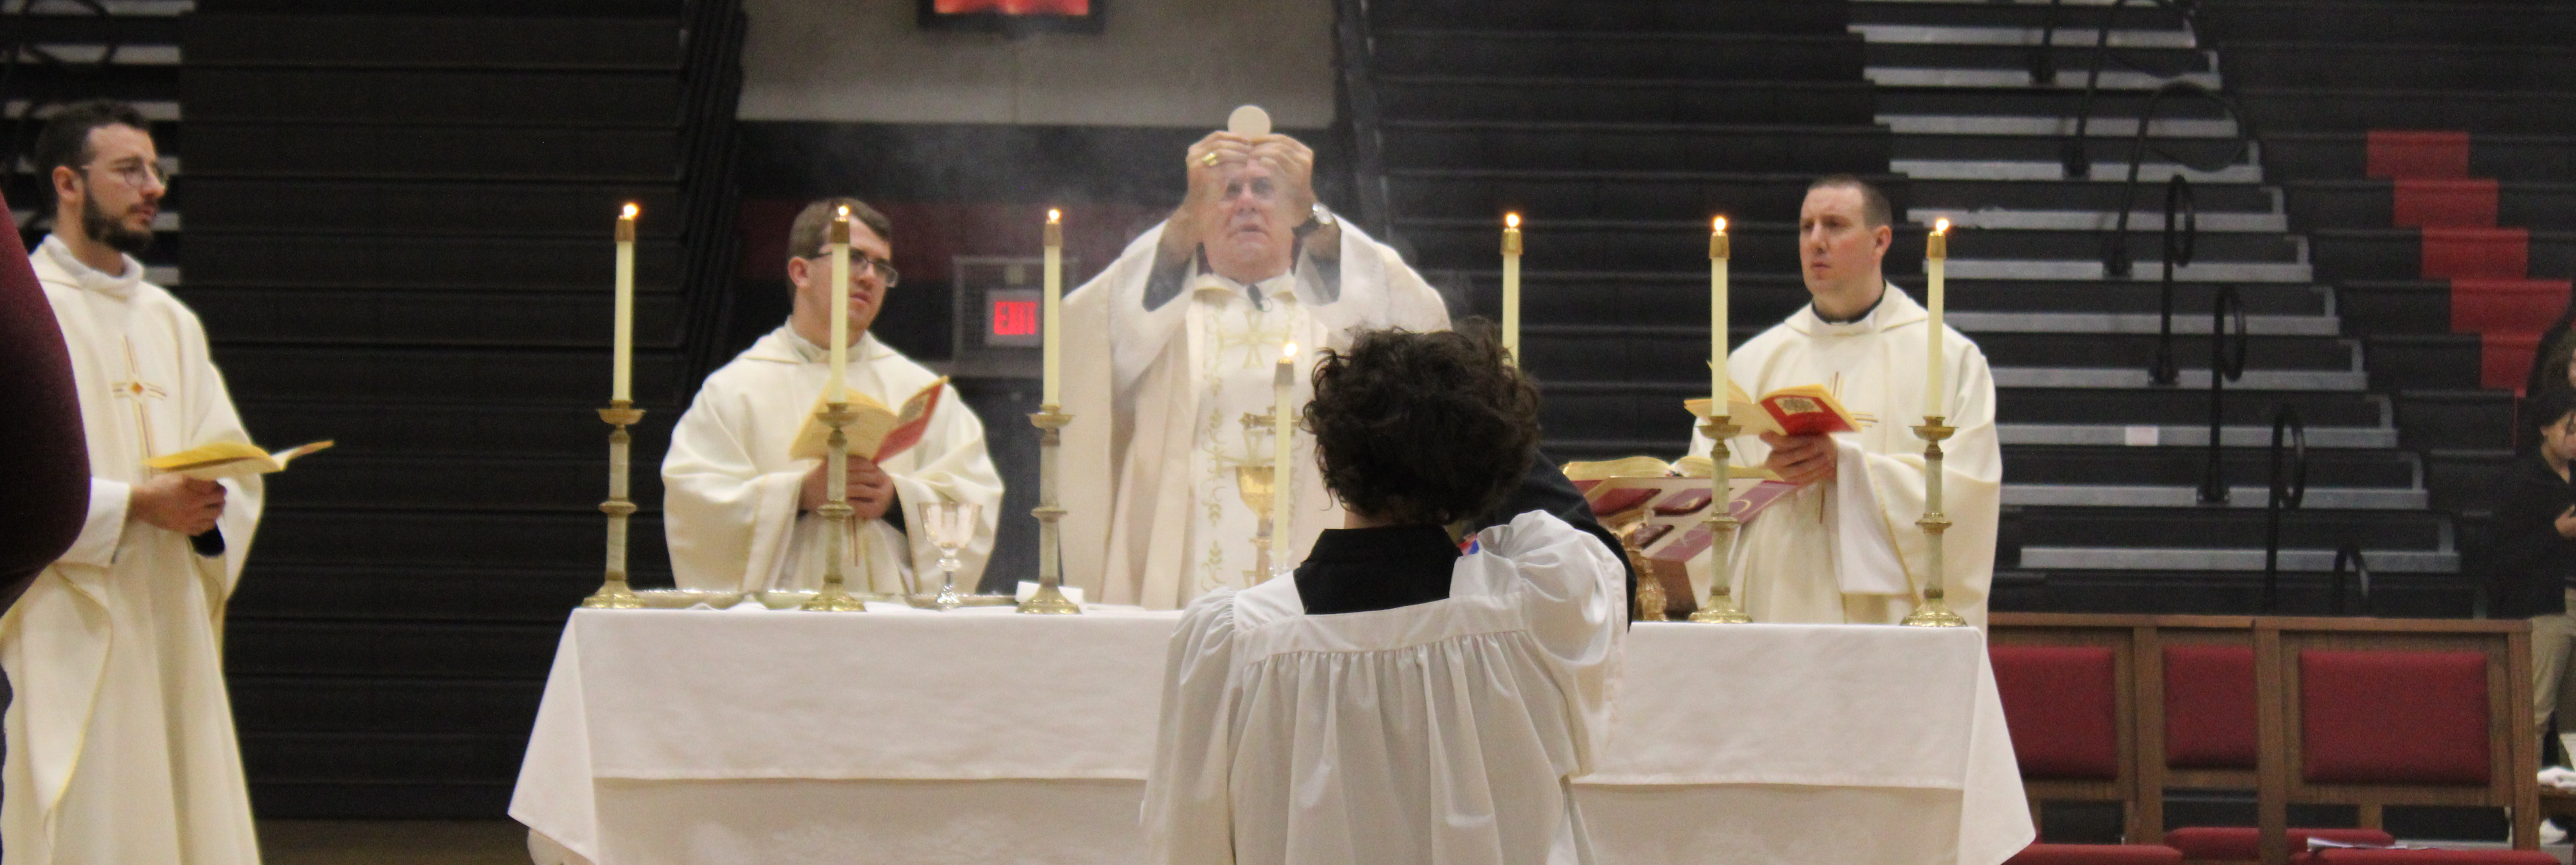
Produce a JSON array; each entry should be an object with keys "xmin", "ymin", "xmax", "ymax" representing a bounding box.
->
[{"xmin": 2006, "ymin": 843, "xmax": 2186, "ymax": 864}]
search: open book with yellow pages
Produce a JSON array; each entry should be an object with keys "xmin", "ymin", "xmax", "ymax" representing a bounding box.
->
[
  {"xmin": 146, "ymin": 440, "xmax": 335, "ymax": 481},
  {"xmin": 1682, "ymin": 380, "xmax": 1860, "ymax": 438},
  {"xmin": 786, "ymin": 378, "xmax": 947, "ymax": 463}
]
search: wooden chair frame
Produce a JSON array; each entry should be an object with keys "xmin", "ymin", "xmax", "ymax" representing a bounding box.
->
[{"xmin": 1990, "ymin": 617, "xmax": 2152, "ymax": 842}]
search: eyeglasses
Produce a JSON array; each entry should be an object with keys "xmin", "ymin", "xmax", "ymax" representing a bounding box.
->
[
  {"xmin": 804, "ymin": 253, "xmax": 899, "ymax": 288},
  {"xmin": 82, "ymin": 159, "xmax": 167, "ymax": 189}
]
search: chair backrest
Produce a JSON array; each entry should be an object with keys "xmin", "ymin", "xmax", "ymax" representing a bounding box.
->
[
  {"xmin": 2253, "ymin": 618, "xmax": 2538, "ymax": 865},
  {"xmin": 1989, "ymin": 615, "xmax": 2149, "ymax": 842}
]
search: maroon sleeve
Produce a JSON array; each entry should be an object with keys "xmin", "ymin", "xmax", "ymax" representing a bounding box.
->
[{"xmin": 0, "ymin": 198, "xmax": 88, "ymax": 611}]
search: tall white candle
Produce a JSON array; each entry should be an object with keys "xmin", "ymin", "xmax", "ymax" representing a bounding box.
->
[
  {"xmin": 828, "ymin": 206, "xmax": 851, "ymax": 402},
  {"xmin": 612, "ymin": 204, "xmax": 636, "ymax": 402},
  {"xmin": 1043, "ymin": 209, "xmax": 1064, "ymax": 406},
  {"xmin": 1927, "ymin": 219, "xmax": 1949, "ymax": 417},
  {"xmin": 1711, "ymin": 216, "xmax": 1729, "ymax": 419},
  {"xmin": 1502, "ymin": 213, "xmax": 1521, "ymax": 363},
  {"xmin": 1274, "ymin": 342, "xmax": 1297, "ymax": 535}
]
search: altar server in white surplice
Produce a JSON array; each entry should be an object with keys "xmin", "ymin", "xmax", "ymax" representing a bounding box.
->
[
  {"xmin": 663, "ymin": 198, "xmax": 1001, "ymax": 595},
  {"xmin": 1060, "ymin": 130, "xmax": 1449, "ymax": 610},
  {"xmin": 1146, "ymin": 327, "xmax": 1625, "ymax": 865},
  {"xmin": 1686, "ymin": 175, "xmax": 2002, "ymax": 627},
  {"xmin": 7, "ymin": 100, "xmax": 266, "ymax": 865}
]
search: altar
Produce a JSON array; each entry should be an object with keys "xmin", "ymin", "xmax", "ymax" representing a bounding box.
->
[{"xmin": 508, "ymin": 603, "xmax": 2029, "ymax": 864}]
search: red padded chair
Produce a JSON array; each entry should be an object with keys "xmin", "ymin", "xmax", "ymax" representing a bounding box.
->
[
  {"xmin": 2007, "ymin": 842, "xmax": 2186, "ymax": 864},
  {"xmin": 1991, "ymin": 629, "xmax": 2188, "ymax": 862},
  {"xmin": 2252, "ymin": 621, "xmax": 2542, "ymax": 865}
]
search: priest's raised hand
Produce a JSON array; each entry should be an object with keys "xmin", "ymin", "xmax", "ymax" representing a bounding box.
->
[{"xmin": 128, "ymin": 473, "xmax": 227, "ymax": 536}]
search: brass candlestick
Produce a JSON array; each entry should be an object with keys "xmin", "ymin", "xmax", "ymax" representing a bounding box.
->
[
  {"xmin": 1901, "ymin": 418, "xmax": 1968, "ymax": 628},
  {"xmin": 802, "ymin": 402, "xmax": 867, "ymax": 612},
  {"xmin": 1688, "ymin": 416, "xmax": 1753, "ymax": 623},
  {"xmin": 1019, "ymin": 405, "xmax": 1081, "ymax": 614},
  {"xmin": 583, "ymin": 401, "xmax": 647, "ymax": 608}
]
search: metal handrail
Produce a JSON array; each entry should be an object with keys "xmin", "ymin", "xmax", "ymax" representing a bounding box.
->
[
  {"xmin": 2330, "ymin": 542, "xmax": 2370, "ymax": 616},
  {"xmin": 2196, "ymin": 284, "xmax": 2248, "ymax": 504},
  {"xmin": 1332, "ymin": 0, "xmax": 1392, "ymax": 238},
  {"xmin": 2100, "ymin": 81, "xmax": 2252, "ymax": 278},
  {"xmin": 2150, "ymin": 174, "xmax": 2196, "ymax": 385},
  {"xmin": 2260, "ymin": 404, "xmax": 2306, "ymax": 614}
]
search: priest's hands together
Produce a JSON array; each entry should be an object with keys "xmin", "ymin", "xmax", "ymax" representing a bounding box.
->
[
  {"xmin": 1760, "ymin": 432, "xmax": 1839, "ymax": 487},
  {"xmin": 800, "ymin": 457, "xmax": 896, "ymax": 520},
  {"xmin": 130, "ymin": 474, "xmax": 225, "ymax": 536}
]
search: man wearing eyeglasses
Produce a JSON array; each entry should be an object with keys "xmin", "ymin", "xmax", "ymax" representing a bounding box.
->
[
  {"xmin": 9, "ymin": 99, "xmax": 268, "ymax": 864},
  {"xmin": 663, "ymin": 197, "xmax": 1002, "ymax": 597}
]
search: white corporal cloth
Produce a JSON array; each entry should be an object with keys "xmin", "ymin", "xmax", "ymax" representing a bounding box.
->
[{"xmin": 511, "ymin": 610, "xmax": 2031, "ymax": 865}]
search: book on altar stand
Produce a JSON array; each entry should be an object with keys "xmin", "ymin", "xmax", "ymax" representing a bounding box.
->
[
  {"xmin": 787, "ymin": 378, "xmax": 946, "ymax": 462},
  {"xmin": 147, "ymin": 440, "xmax": 335, "ymax": 481},
  {"xmin": 1683, "ymin": 381, "xmax": 1860, "ymax": 438},
  {"xmin": 1560, "ymin": 456, "xmax": 1799, "ymax": 564}
]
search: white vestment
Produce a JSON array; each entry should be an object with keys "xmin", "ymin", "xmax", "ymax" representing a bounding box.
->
[
  {"xmin": 663, "ymin": 327, "xmax": 1002, "ymax": 595},
  {"xmin": 1060, "ymin": 223, "xmax": 1450, "ymax": 609},
  {"xmin": 1143, "ymin": 511, "xmax": 1625, "ymax": 865},
  {"xmin": 1687, "ymin": 286, "xmax": 2002, "ymax": 627},
  {"xmin": 5, "ymin": 236, "xmax": 265, "ymax": 865}
]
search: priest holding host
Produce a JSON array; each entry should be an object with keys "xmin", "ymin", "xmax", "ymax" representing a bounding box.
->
[
  {"xmin": 1057, "ymin": 111, "xmax": 1451, "ymax": 609},
  {"xmin": 9, "ymin": 100, "xmax": 267, "ymax": 865},
  {"xmin": 1687, "ymin": 175, "xmax": 2002, "ymax": 626},
  {"xmin": 662, "ymin": 197, "xmax": 1003, "ymax": 596}
]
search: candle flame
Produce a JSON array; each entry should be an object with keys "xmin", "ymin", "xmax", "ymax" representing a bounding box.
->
[
  {"xmin": 1504, "ymin": 213, "xmax": 1520, "ymax": 229},
  {"xmin": 1047, "ymin": 208, "xmax": 1061, "ymax": 223},
  {"xmin": 836, "ymin": 205, "xmax": 850, "ymax": 220},
  {"xmin": 620, "ymin": 203, "xmax": 638, "ymax": 219},
  {"xmin": 1713, "ymin": 216, "xmax": 1726, "ymax": 234},
  {"xmin": 1934, "ymin": 218, "xmax": 1950, "ymax": 235},
  {"xmin": 1282, "ymin": 341, "xmax": 1298, "ymax": 360}
]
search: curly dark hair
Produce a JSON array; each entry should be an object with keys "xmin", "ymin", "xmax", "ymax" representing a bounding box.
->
[{"xmin": 1304, "ymin": 322, "xmax": 1542, "ymax": 526}]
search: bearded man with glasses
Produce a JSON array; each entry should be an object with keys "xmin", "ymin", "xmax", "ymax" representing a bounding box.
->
[
  {"xmin": 9, "ymin": 99, "xmax": 269, "ymax": 865},
  {"xmin": 663, "ymin": 197, "xmax": 1002, "ymax": 597}
]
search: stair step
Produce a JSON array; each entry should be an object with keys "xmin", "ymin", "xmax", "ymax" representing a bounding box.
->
[
  {"xmin": 263, "ymin": 454, "xmax": 664, "ymax": 512},
  {"xmin": 1894, "ymin": 133, "xmax": 2249, "ymax": 168},
  {"xmin": 1531, "ymin": 383, "xmax": 2389, "ymax": 442},
  {"xmin": 1914, "ymin": 209, "xmax": 2287, "ymax": 233},
  {"xmin": 1910, "ymin": 178, "xmax": 2274, "ymax": 212},
  {"xmin": 1849, "ymin": 24, "xmax": 2192, "ymax": 49},
  {"xmin": 2015, "ymin": 506, "xmax": 2447, "ymax": 551},
  {"xmin": 2283, "ymin": 179, "xmax": 2576, "ymax": 232},
  {"xmin": 1862, "ymin": 43, "xmax": 2210, "ymax": 79},
  {"xmin": 237, "ymin": 401, "xmax": 680, "ymax": 459},
  {"xmin": 1879, "ymin": 88, "xmax": 2231, "ymax": 120},
  {"xmin": 1373, "ymin": 29, "xmax": 1866, "ymax": 81},
  {"xmin": 2019, "ymin": 546, "xmax": 2457, "ymax": 572},
  {"xmin": 182, "ymin": 68, "xmax": 680, "ymax": 126},
  {"xmin": 1453, "ymin": 273, "xmax": 2333, "ymax": 326},
  {"xmin": 1381, "ymin": 120, "xmax": 1892, "ymax": 174},
  {"xmin": 2217, "ymin": 42, "xmax": 2576, "ymax": 91},
  {"xmin": 184, "ymin": 14, "xmax": 681, "ymax": 69},
  {"xmin": 181, "ymin": 233, "xmax": 683, "ymax": 290},
  {"xmin": 180, "ymin": 179, "xmax": 683, "ymax": 236},
  {"xmin": 2238, "ymin": 87, "xmax": 2576, "ymax": 136},
  {"xmin": 2365, "ymin": 334, "xmax": 2487, "ymax": 391},
  {"xmin": 2196, "ymin": 1, "xmax": 2576, "ymax": 47},
  {"xmin": 1378, "ymin": 76, "xmax": 1879, "ymax": 126},
  {"xmin": 1894, "ymin": 159, "xmax": 2261, "ymax": 183},
  {"xmin": 1947, "ymin": 259, "xmax": 2314, "ymax": 283},
  {"xmin": 217, "ymin": 346, "xmax": 681, "ymax": 405},
  {"xmin": 1371, "ymin": 0, "xmax": 1849, "ymax": 34},
  {"xmin": 1867, "ymin": 66, "xmax": 2215, "ymax": 91},
  {"xmin": 2313, "ymin": 227, "xmax": 2576, "ymax": 283},
  {"xmin": 249, "ymin": 509, "xmax": 670, "ymax": 573},
  {"xmin": 1999, "ymin": 424, "xmax": 2396, "ymax": 448},
  {"xmin": 1997, "ymin": 569, "xmax": 2480, "ymax": 619},
  {"xmin": 230, "ymin": 564, "xmax": 602, "ymax": 622},
  {"xmin": 2002, "ymin": 444, "xmax": 2416, "ymax": 488},
  {"xmin": 228, "ymin": 620, "xmax": 565, "ymax": 679},
  {"xmin": 1388, "ymin": 169, "xmax": 1868, "ymax": 222},
  {"xmin": 2004, "ymin": 485, "xmax": 2425, "ymax": 509},
  {"xmin": 184, "ymin": 122, "xmax": 679, "ymax": 181},
  {"xmin": 1849, "ymin": 1, "xmax": 2188, "ymax": 31},
  {"xmin": 229, "ymin": 677, "xmax": 543, "ymax": 734},
  {"xmin": 2261, "ymin": 131, "xmax": 2576, "ymax": 183},
  {"xmin": 1882, "ymin": 114, "xmax": 2240, "ymax": 138}
]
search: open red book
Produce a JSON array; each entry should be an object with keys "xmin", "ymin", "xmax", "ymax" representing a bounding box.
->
[
  {"xmin": 1562, "ymin": 456, "xmax": 1799, "ymax": 565},
  {"xmin": 788, "ymin": 378, "xmax": 946, "ymax": 463},
  {"xmin": 1684, "ymin": 382, "xmax": 1859, "ymax": 438}
]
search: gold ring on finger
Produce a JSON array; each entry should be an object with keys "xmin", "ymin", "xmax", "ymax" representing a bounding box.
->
[{"xmin": 1200, "ymin": 152, "xmax": 1221, "ymax": 166}]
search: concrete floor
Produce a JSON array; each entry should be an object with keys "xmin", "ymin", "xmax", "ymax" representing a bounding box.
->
[{"xmin": 259, "ymin": 821, "xmax": 528, "ymax": 865}]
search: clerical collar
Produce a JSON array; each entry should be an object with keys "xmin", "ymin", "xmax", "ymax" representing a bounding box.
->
[
  {"xmin": 1811, "ymin": 281, "xmax": 1888, "ymax": 325},
  {"xmin": 1293, "ymin": 524, "xmax": 1461, "ymax": 615},
  {"xmin": 775, "ymin": 325, "xmax": 873, "ymax": 365}
]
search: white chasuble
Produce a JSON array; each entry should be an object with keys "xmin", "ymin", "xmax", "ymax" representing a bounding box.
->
[
  {"xmin": 1059, "ymin": 222, "xmax": 1451, "ymax": 610},
  {"xmin": 1685, "ymin": 286, "xmax": 2002, "ymax": 627},
  {"xmin": 662, "ymin": 328, "xmax": 1003, "ymax": 595},
  {"xmin": 6, "ymin": 236, "xmax": 265, "ymax": 865}
]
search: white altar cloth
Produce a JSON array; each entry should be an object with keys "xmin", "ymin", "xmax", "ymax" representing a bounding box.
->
[{"xmin": 511, "ymin": 606, "xmax": 2030, "ymax": 865}]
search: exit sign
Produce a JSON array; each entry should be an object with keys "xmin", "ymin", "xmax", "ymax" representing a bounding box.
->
[{"xmin": 984, "ymin": 289, "xmax": 1041, "ymax": 347}]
